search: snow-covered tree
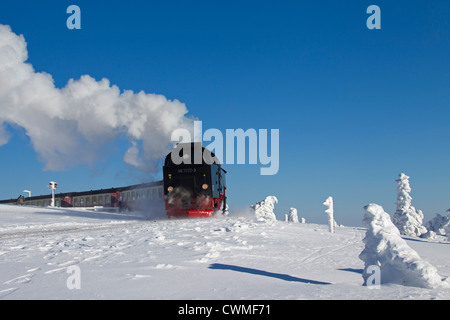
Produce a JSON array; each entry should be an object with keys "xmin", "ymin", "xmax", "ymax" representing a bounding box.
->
[
  {"xmin": 392, "ymin": 173, "xmax": 427, "ymax": 236},
  {"xmin": 446, "ymin": 219, "xmax": 450, "ymax": 242},
  {"xmin": 287, "ymin": 207, "xmax": 299, "ymax": 223},
  {"xmin": 359, "ymin": 203, "xmax": 449, "ymax": 289},
  {"xmin": 446, "ymin": 209, "xmax": 450, "ymax": 241},
  {"xmin": 251, "ymin": 196, "xmax": 278, "ymax": 222},
  {"xmin": 323, "ymin": 196, "xmax": 335, "ymax": 233},
  {"xmin": 425, "ymin": 213, "xmax": 449, "ymax": 236}
]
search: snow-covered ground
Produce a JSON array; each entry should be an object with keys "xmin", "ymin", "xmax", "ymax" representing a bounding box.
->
[{"xmin": 1, "ymin": 204, "xmax": 449, "ymax": 300}]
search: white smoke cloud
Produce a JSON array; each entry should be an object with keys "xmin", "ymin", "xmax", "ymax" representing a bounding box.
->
[{"xmin": 0, "ymin": 24, "xmax": 193, "ymax": 172}]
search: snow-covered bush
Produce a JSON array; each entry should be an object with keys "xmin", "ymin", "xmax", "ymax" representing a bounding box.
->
[
  {"xmin": 359, "ymin": 203, "xmax": 448, "ymax": 289},
  {"xmin": 251, "ymin": 196, "xmax": 278, "ymax": 222},
  {"xmin": 287, "ymin": 207, "xmax": 298, "ymax": 223},
  {"xmin": 392, "ymin": 173, "xmax": 427, "ymax": 237},
  {"xmin": 323, "ymin": 196, "xmax": 334, "ymax": 232},
  {"xmin": 323, "ymin": 196, "xmax": 335, "ymax": 233},
  {"xmin": 425, "ymin": 213, "xmax": 449, "ymax": 236},
  {"xmin": 446, "ymin": 209, "xmax": 450, "ymax": 241},
  {"xmin": 446, "ymin": 222, "xmax": 450, "ymax": 242},
  {"xmin": 421, "ymin": 230, "xmax": 436, "ymax": 240}
]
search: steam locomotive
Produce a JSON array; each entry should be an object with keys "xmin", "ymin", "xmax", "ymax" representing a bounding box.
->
[
  {"xmin": 0, "ymin": 143, "xmax": 227, "ymax": 219},
  {"xmin": 163, "ymin": 142, "xmax": 227, "ymax": 218}
]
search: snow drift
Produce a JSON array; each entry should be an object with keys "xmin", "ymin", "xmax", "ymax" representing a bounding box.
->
[
  {"xmin": 359, "ymin": 203, "xmax": 449, "ymax": 289},
  {"xmin": 0, "ymin": 24, "xmax": 194, "ymax": 172}
]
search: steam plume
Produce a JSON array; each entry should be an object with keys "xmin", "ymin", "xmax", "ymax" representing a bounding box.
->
[{"xmin": 0, "ymin": 24, "xmax": 193, "ymax": 172}]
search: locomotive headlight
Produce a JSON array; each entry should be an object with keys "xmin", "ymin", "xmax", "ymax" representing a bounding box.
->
[
  {"xmin": 167, "ymin": 186, "xmax": 174, "ymax": 192},
  {"xmin": 202, "ymin": 184, "xmax": 208, "ymax": 190}
]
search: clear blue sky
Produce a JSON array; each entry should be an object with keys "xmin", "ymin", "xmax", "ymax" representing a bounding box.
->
[{"xmin": 0, "ymin": 0, "xmax": 449, "ymax": 226}]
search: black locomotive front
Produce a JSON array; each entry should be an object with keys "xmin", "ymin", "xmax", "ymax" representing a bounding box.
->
[{"xmin": 163, "ymin": 142, "xmax": 226, "ymax": 218}]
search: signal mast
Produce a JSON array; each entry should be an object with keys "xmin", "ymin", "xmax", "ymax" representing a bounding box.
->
[{"xmin": 48, "ymin": 181, "xmax": 58, "ymax": 207}]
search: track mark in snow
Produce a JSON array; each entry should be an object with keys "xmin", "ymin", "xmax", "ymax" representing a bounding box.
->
[
  {"xmin": 297, "ymin": 230, "xmax": 363, "ymax": 266},
  {"xmin": 3, "ymin": 274, "xmax": 34, "ymax": 285},
  {"xmin": 131, "ymin": 274, "xmax": 152, "ymax": 280},
  {"xmin": 57, "ymin": 261, "xmax": 76, "ymax": 267},
  {"xmin": 155, "ymin": 264, "xmax": 179, "ymax": 269},
  {"xmin": 0, "ymin": 287, "xmax": 18, "ymax": 298},
  {"xmin": 45, "ymin": 267, "xmax": 67, "ymax": 274},
  {"xmin": 83, "ymin": 255, "xmax": 104, "ymax": 262}
]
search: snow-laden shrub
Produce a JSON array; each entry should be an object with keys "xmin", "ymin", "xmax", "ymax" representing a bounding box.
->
[
  {"xmin": 393, "ymin": 173, "xmax": 427, "ymax": 237},
  {"xmin": 359, "ymin": 203, "xmax": 449, "ymax": 289},
  {"xmin": 251, "ymin": 196, "xmax": 278, "ymax": 222},
  {"xmin": 323, "ymin": 196, "xmax": 335, "ymax": 233},
  {"xmin": 446, "ymin": 223, "xmax": 450, "ymax": 242},
  {"xmin": 425, "ymin": 213, "xmax": 449, "ymax": 236},
  {"xmin": 421, "ymin": 230, "xmax": 437, "ymax": 240},
  {"xmin": 287, "ymin": 207, "xmax": 298, "ymax": 223},
  {"xmin": 445, "ymin": 209, "xmax": 450, "ymax": 241}
]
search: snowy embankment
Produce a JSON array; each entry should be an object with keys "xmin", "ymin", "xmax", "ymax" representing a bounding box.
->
[{"xmin": 1, "ymin": 204, "xmax": 450, "ymax": 299}]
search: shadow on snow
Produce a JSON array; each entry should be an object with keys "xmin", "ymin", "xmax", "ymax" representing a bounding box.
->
[{"xmin": 209, "ymin": 263, "xmax": 331, "ymax": 285}]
